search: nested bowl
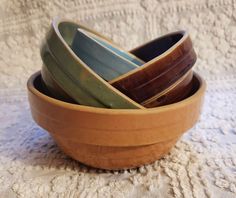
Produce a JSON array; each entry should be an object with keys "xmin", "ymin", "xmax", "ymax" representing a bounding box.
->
[
  {"xmin": 42, "ymin": 19, "xmax": 196, "ymax": 108},
  {"xmin": 42, "ymin": 18, "xmax": 143, "ymax": 109},
  {"xmin": 110, "ymin": 31, "xmax": 197, "ymax": 105},
  {"xmin": 28, "ymin": 71, "xmax": 205, "ymax": 168},
  {"xmin": 43, "ymin": 18, "xmax": 197, "ymax": 109}
]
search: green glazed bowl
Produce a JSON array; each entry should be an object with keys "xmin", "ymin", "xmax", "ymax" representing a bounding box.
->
[
  {"xmin": 42, "ymin": 18, "xmax": 144, "ymax": 109},
  {"xmin": 71, "ymin": 28, "xmax": 143, "ymax": 81}
]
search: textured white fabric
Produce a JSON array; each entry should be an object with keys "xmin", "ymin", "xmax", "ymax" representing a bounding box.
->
[{"xmin": 0, "ymin": 0, "xmax": 236, "ymax": 197}]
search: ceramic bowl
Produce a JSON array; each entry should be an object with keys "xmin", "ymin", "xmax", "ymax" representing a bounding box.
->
[
  {"xmin": 41, "ymin": 64, "xmax": 76, "ymax": 103},
  {"xmin": 28, "ymin": 71, "xmax": 205, "ymax": 169},
  {"xmin": 110, "ymin": 31, "xmax": 197, "ymax": 104},
  {"xmin": 71, "ymin": 28, "xmax": 143, "ymax": 81},
  {"xmin": 42, "ymin": 18, "xmax": 143, "ymax": 109},
  {"xmin": 32, "ymin": 71, "xmax": 181, "ymax": 169},
  {"xmin": 28, "ymin": 71, "xmax": 205, "ymax": 147}
]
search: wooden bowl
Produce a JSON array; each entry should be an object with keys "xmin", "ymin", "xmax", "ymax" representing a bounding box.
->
[
  {"xmin": 42, "ymin": 18, "xmax": 143, "ymax": 109},
  {"xmin": 110, "ymin": 31, "xmax": 197, "ymax": 104},
  {"xmin": 30, "ymin": 71, "xmax": 181, "ymax": 170},
  {"xmin": 71, "ymin": 28, "xmax": 142, "ymax": 81},
  {"xmin": 27, "ymin": 71, "xmax": 206, "ymax": 147}
]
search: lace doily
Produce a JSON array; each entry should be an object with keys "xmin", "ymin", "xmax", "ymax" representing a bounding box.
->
[{"xmin": 0, "ymin": 0, "xmax": 236, "ymax": 197}]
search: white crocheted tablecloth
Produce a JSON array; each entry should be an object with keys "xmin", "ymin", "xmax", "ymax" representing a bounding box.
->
[{"xmin": 0, "ymin": 0, "xmax": 236, "ymax": 197}]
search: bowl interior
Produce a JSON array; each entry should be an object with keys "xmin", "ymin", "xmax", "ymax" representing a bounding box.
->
[
  {"xmin": 58, "ymin": 22, "xmax": 143, "ymax": 65},
  {"xmin": 131, "ymin": 32, "xmax": 184, "ymax": 62},
  {"xmin": 34, "ymin": 71, "xmax": 201, "ymax": 108},
  {"xmin": 82, "ymin": 29, "xmax": 144, "ymax": 66},
  {"xmin": 71, "ymin": 29, "xmax": 140, "ymax": 81}
]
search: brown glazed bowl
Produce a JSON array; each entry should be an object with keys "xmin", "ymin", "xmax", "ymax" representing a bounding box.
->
[
  {"xmin": 27, "ymin": 71, "xmax": 205, "ymax": 169},
  {"xmin": 110, "ymin": 31, "xmax": 197, "ymax": 104},
  {"xmin": 28, "ymin": 71, "xmax": 205, "ymax": 147}
]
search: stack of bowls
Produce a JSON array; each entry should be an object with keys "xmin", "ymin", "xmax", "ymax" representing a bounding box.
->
[{"xmin": 27, "ymin": 18, "xmax": 206, "ymax": 170}]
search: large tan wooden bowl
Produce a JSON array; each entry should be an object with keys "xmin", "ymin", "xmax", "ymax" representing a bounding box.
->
[
  {"xmin": 27, "ymin": 71, "xmax": 205, "ymax": 169},
  {"xmin": 28, "ymin": 71, "xmax": 205, "ymax": 147}
]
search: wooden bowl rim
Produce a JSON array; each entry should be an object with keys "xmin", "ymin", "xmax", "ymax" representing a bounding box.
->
[{"xmin": 27, "ymin": 71, "xmax": 206, "ymax": 115}]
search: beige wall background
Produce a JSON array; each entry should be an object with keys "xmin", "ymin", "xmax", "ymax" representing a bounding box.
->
[{"xmin": 0, "ymin": 0, "xmax": 235, "ymax": 89}]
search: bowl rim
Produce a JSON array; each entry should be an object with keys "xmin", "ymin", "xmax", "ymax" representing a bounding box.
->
[
  {"xmin": 27, "ymin": 71, "xmax": 206, "ymax": 115},
  {"xmin": 109, "ymin": 30, "xmax": 190, "ymax": 84}
]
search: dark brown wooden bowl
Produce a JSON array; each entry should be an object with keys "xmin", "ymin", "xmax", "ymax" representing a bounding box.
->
[
  {"xmin": 110, "ymin": 31, "xmax": 197, "ymax": 104},
  {"xmin": 142, "ymin": 70, "xmax": 193, "ymax": 108}
]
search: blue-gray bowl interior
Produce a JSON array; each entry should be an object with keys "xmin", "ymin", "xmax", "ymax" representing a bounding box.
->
[{"xmin": 71, "ymin": 28, "xmax": 144, "ymax": 81}]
